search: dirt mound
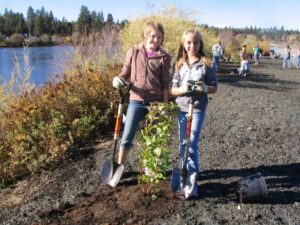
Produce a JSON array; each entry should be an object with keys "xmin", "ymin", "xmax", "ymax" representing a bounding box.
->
[
  {"xmin": 0, "ymin": 58, "xmax": 299, "ymax": 225},
  {"xmin": 38, "ymin": 181, "xmax": 177, "ymax": 225}
]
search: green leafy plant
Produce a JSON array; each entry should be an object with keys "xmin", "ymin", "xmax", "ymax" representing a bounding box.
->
[{"xmin": 138, "ymin": 102, "xmax": 179, "ymax": 195}]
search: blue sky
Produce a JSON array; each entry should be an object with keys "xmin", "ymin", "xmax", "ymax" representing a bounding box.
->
[{"xmin": 0, "ymin": 0, "xmax": 299, "ymax": 30}]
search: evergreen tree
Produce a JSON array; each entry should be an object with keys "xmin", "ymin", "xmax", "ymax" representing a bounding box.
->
[
  {"xmin": 15, "ymin": 13, "xmax": 25, "ymax": 34},
  {"xmin": 90, "ymin": 11, "xmax": 104, "ymax": 32},
  {"xmin": 98, "ymin": 11, "xmax": 104, "ymax": 25},
  {"xmin": 117, "ymin": 19, "xmax": 128, "ymax": 29},
  {"xmin": 76, "ymin": 5, "xmax": 91, "ymax": 35},
  {"xmin": 47, "ymin": 11, "xmax": 55, "ymax": 34},
  {"xmin": 2, "ymin": 9, "xmax": 26, "ymax": 36},
  {"xmin": 26, "ymin": 6, "xmax": 35, "ymax": 36},
  {"xmin": 106, "ymin": 13, "xmax": 114, "ymax": 25},
  {"xmin": 57, "ymin": 17, "xmax": 73, "ymax": 35},
  {"xmin": 34, "ymin": 7, "xmax": 47, "ymax": 35},
  {"xmin": 0, "ymin": 14, "xmax": 4, "ymax": 36}
]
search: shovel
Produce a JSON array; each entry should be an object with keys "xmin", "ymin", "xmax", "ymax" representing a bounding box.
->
[
  {"xmin": 101, "ymin": 83, "xmax": 131, "ymax": 187},
  {"xmin": 171, "ymin": 82, "xmax": 199, "ymax": 194}
]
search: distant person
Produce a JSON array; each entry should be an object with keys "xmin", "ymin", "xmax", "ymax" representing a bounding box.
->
[
  {"xmin": 297, "ymin": 48, "xmax": 300, "ymax": 69},
  {"xmin": 259, "ymin": 48, "xmax": 263, "ymax": 57},
  {"xmin": 225, "ymin": 53, "xmax": 231, "ymax": 62},
  {"xmin": 282, "ymin": 45, "xmax": 291, "ymax": 69},
  {"xmin": 211, "ymin": 41, "xmax": 223, "ymax": 72},
  {"xmin": 253, "ymin": 45, "xmax": 261, "ymax": 65},
  {"xmin": 236, "ymin": 56, "xmax": 250, "ymax": 77},
  {"xmin": 111, "ymin": 21, "xmax": 171, "ymax": 174},
  {"xmin": 269, "ymin": 49, "xmax": 276, "ymax": 59},
  {"xmin": 239, "ymin": 44, "xmax": 247, "ymax": 59},
  {"xmin": 237, "ymin": 47, "xmax": 241, "ymax": 58}
]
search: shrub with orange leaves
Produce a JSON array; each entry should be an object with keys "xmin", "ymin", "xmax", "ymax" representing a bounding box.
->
[{"xmin": 0, "ymin": 64, "xmax": 122, "ymax": 187}]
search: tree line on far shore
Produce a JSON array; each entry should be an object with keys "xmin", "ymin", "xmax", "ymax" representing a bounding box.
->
[
  {"xmin": 1, "ymin": 4, "xmax": 300, "ymax": 47},
  {"xmin": 0, "ymin": 5, "xmax": 128, "ymax": 46},
  {"xmin": 210, "ymin": 25, "xmax": 300, "ymax": 43}
]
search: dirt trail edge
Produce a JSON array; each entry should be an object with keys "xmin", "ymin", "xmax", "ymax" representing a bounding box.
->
[{"xmin": 1, "ymin": 58, "xmax": 299, "ymax": 225}]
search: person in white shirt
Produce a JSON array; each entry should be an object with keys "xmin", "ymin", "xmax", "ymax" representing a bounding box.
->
[
  {"xmin": 211, "ymin": 41, "xmax": 223, "ymax": 72},
  {"xmin": 236, "ymin": 56, "xmax": 250, "ymax": 77}
]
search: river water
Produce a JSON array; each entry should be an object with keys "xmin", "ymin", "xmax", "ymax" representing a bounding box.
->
[{"xmin": 0, "ymin": 46, "xmax": 74, "ymax": 85}]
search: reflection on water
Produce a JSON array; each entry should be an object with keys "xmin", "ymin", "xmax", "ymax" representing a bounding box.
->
[{"xmin": 0, "ymin": 46, "xmax": 74, "ymax": 85}]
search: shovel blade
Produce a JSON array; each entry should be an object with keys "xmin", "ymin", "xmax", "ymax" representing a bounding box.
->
[
  {"xmin": 108, "ymin": 164, "xmax": 124, "ymax": 187},
  {"xmin": 171, "ymin": 168, "xmax": 181, "ymax": 193},
  {"xmin": 101, "ymin": 160, "xmax": 112, "ymax": 184},
  {"xmin": 181, "ymin": 172, "xmax": 197, "ymax": 198},
  {"xmin": 101, "ymin": 160, "xmax": 124, "ymax": 187}
]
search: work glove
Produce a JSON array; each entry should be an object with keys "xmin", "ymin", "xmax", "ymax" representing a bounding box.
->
[
  {"xmin": 178, "ymin": 82, "xmax": 192, "ymax": 95},
  {"xmin": 193, "ymin": 82, "xmax": 208, "ymax": 94},
  {"xmin": 112, "ymin": 76, "xmax": 129, "ymax": 89}
]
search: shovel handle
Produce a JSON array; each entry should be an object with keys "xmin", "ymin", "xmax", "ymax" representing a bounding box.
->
[
  {"xmin": 114, "ymin": 114, "xmax": 122, "ymax": 138},
  {"xmin": 186, "ymin": 116, "xmax": 192, "ymax": 138},
  {"xmin": 119, "ymin": 83, "xmax": 132, "ymax": 104},
  {"xmin": 113, "ymin": 84, "xmax": 131, "ymax": 139},
  {"xmin": 111, "ymin": 84, "xmax": 132, "ymax": 164},
  {"xmin": 181, "ymin": 93, "xmax": 195, "ymax": 177},
  {"xmin": 112, "ymin": 111, "xmax": 122, "ymax": 164}
]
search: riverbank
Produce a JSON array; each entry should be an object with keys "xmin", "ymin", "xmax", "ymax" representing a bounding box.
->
[
  {"xmin": 0, "ymin": 57, "xmax": 299, "ymax": 225},
  {"xmin": 0, "ymin": 34, "xmax": 72, "ymax": 48}
]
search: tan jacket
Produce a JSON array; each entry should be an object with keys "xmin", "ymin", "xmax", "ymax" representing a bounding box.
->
[{"xmin": 119, "ymin": 43, "xmax": 171, "ymax": 102}]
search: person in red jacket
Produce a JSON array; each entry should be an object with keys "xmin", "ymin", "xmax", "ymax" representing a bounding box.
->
[{"xmin": 112, "ymin": 21, "xmax": 172, "ymax": 167}]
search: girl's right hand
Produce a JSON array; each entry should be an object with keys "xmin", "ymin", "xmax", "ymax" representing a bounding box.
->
[{"xmin": 112, "ymin": 76, "xmax": 129, "ymax": 89}]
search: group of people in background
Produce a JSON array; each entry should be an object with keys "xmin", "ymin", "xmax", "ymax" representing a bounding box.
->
[
  {"xmin": 213, "ymin": 41, "xmax": 300, "ymax": 74},
  {"xmin": 211, "ymin": 42, "xmax": 252, "ymax": 76}
]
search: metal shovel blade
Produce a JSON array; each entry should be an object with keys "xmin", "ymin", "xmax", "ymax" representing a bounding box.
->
[
  {"xmin": 101, "ymin": 160, "xmax": 124, "ymax": 187},
  {"xmin": 101, "ymin": 160, "xmax": 112, "ymax": 185},
  {"xmin": 108, "ymin": 163, "xmax": 124, "ymax": 187},
  {"xmin": 181, "ymin": 171, "xmax": 197, "ymax": 198},
  {"xmin": 171, "ymin": 167, "xmax": 181, "ymax": 193}
]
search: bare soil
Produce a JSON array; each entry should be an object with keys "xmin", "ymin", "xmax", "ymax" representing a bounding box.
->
[{"xmin": 1, "ymin": 58, "xmax": 299, "ymax": 225}]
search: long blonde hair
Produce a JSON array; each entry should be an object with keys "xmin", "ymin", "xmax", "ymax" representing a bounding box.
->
[{"xmin": 175, "ymin": 29, "xmax": 211, "ymax": 71}]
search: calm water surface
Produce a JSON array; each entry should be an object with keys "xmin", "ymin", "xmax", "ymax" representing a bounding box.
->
[{"xmin": 0, "ymin": 46, "xmax": 74, "ymax": 85}]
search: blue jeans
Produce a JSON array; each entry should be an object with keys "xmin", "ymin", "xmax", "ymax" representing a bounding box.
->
[
  {"xmin": 254, "ymin": 54, "xmax": 259, "ymax": 64},
  {"xmin": 213, "ymin": 55, "xmax": 220, "ymax": 72},
  {"xmin": 178, "ymin": 110, "xmax": 206, "ymax": 180},
  {"xmin": 237, "ymin": 68, "xmax": 249, "ymax": 76},
  {"xmin": 120, "ymin": 100, "xmax": 149, "ymax": 150},
  {"xmin": 297, "ymin": 56, "xmax": 300, "ymax": 68},
  {"xmin": 283, "ymin": 57, "xmax": 291, "ymax": 68}
]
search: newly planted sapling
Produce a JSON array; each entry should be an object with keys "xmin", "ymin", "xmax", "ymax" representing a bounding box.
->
[{"xmin": 138, "ymin": 102, "xmax": 179, "ymax": 195}]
